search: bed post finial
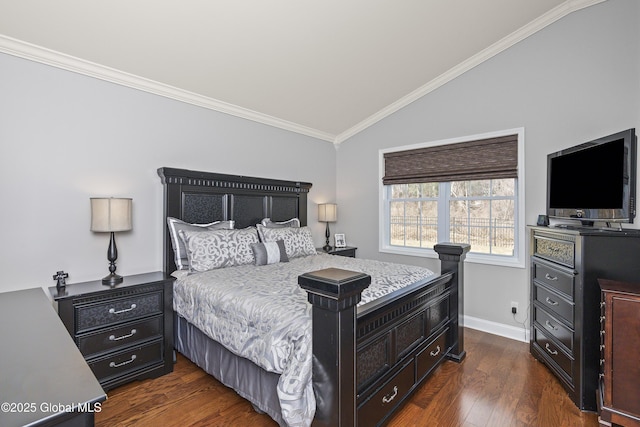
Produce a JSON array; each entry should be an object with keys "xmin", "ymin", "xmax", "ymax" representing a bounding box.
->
[
  {"xmin": 298, "ymin": 268, "xmax": 371, "ymax": 427},
  {"xmin": 434, "ymin": 242, "xmax": 470, "ymax": 363}
]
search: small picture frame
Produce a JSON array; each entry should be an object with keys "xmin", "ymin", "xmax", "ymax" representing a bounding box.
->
[{"xmin": 334, "ymin": 233, "xmax": 346, "ymax": 248}]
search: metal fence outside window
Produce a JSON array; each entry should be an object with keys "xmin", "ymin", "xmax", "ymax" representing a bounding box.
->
[{"xmin": 390, "ymin": 216, "xmax": 514, "ymax": 253}]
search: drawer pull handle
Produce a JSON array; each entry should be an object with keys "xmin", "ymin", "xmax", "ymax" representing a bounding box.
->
[
  {"xmin": 109, "ymin": 354, "xmax": 136, "ymax": 368},
  {"xmin": 109, "ymin": 329, "xmax": 137, "ymax": 341},
  {"xmin": 545, "ymin": 343, "xmax": 558, "ymax": 355},
  {"xmin": 544, "ymin": 320, "xmax": 557, "ymax": 331},
  {"xmin": 545, "ymin": 297, "xmax": 558, "ymax": 306},
  {"xmin": 600, "ymin": 316, "xmax": 605, "ymax": 323},
  {"xmin": 430, "ymin": 345, "xmax": 441, "ymax": 357},
  {"xmin": 382, "ymin": 386, "xmax": 398, "ymax": 404},
  {"xmin": 109, "ymin": 303, "xmax": 137, "ymax": 314},
  {"xmin": 600, "ymin": 344, "xmax": 605, "ymax": 351},
  {"xmin": 544, "ymin": 274, "xmax": 558, "ymax": 281}
]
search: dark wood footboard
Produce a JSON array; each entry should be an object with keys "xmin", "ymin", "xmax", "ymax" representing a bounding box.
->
[{"xmin": 299, "ymin": 243, "xmax": 470, "ymax": 427}]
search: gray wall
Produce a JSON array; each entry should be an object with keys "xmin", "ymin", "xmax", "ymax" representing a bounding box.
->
[
  {"xmin": 336, "ymin": 0, "xmax": 640, "ymax": 339},
  {"xmin": 0, "ymin": 0, "xmax": 638, "ymax": 340},
  {"xmin": 0, "ymin": 52, "xmax": 336, "ymax": 293}
]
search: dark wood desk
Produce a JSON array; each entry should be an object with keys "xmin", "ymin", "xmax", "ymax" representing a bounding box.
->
[{"xmin": 0, "ymin": 288, "xmax": 106, "ymax": 427}]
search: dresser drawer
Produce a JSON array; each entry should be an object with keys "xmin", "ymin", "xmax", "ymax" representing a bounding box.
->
[
  {"xmin": 78, "ymin": 316, "xmax": 163, "ymax": 358},
  {"xmin": 533, "ymin": 327, "xmax": 573, "ymax": 382},
  {"xmin": 75, "ymin": 291, "xmax": 163, "ymax": 333},
  {"xmin": 532, "ymin": 261, "xmax": 574, "ymax": 298},
  {"xmin": 358, "ymin": 360, "xmax": 414, "ymax": 427},
  {"xmin": 533, "ymin": 233, "xmax": 575, "ymax": 268},
  {"xmin": 534, "ymin": 284, "xmax": 574, "ymax": 325},
  {"xmin": 416, "ymin": 328, "xmax": 447, "ymax": 381},
  {"xmin": 88, "ymin": 340, "xmax": 163, "ymax": 383},
  {"xmin": 534, "ymin": 306, "xmax": 573, "ymax": 351}
]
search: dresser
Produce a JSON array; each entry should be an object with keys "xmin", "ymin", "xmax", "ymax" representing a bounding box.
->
[
  {"xmin": 0, "ymin": 288, "xmax": 105, "ymax": 427},
  {"xmin": 529, "ymin": 226, "xmax": 640, "ymax": 411},
  {"xmin": 50, "ymin": 272, "xmax": 174, "ymax": 391},
  {"xmin": 598, "ymin": 279, "xmax": 640, "ymax": 426}
]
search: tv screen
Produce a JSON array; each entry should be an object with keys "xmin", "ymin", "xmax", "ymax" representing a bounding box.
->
[{"xmin": 547, "ymin": 128, "xmax": 637, "ymax": 224}]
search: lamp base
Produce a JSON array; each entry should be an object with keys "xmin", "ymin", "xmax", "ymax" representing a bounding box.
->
[
  {"xmin": 102, "ymin": 273, "xmax": 123, "ymax": 287},
  {"xmin": 322, "ymin": 244, "xmax": 333, "ymax": 252}
]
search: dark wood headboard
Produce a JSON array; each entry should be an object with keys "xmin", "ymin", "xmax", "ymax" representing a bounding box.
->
[{"xmin": 157, "ymin": 167, "xmax": 313, "ymax": 273}]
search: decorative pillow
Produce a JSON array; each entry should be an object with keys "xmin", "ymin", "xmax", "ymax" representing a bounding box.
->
[
  {"xmin": 251, "ymin": 240, "xmax": 289, "ymax": 265},
  {"xmin": 260, "ymin": 218, "xmax": 301, "ymax": 228},
  {"xmin": 257, "ymin": 225, "xmax": 317, "ymax": 259},
  {"xmin": 167, "ymin": 217, "xmax": 235, "ymax": 270},
  {"xmin": 179, "ymin": 227, "xmax": 258, "ymax": 272},
  {"xmin": 257, "ymin": 218, "xmax": 300, "ymax": 242}
]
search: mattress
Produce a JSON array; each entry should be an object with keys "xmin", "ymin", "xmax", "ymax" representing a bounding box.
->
[{"xmin": 173, "ymin": 252, "xmax": 435, "ymax": 427}]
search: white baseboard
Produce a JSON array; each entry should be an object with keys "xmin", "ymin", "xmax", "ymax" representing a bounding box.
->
[{"xmin": 464, "ymin": 315, "xmax": 530, "ymax": 343}]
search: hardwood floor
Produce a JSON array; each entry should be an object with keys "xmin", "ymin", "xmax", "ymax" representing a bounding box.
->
[{"xmin": 95, "ymin": 328, "xmax": 599, "ymax": 426}]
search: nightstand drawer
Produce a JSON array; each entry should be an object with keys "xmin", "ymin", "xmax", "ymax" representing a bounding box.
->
[
  {"xmin": 78, "ymin": 316, "xmax": 163, "ymax": 358},
  {"xmin": 75, "ymin": 291, "xmax": 163, "ymax": 333},
  {"xmin": 88, "ymin": 340, "xmax": 163, "ymax": 383}
]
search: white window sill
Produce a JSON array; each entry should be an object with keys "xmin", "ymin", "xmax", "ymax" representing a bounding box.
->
[{"xmin": 379, "ymin": 245, "xmax": 525, "ymax": 269}]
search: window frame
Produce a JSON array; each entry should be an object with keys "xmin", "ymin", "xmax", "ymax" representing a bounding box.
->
[{"xmin": 378, "ymin": 128, "xmax": 526, "ymax": 269}]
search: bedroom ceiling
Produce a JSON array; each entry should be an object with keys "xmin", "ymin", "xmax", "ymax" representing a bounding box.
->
[{"xmin": 0, "ymin": 0, "xmax": 604, "ymax": 143}]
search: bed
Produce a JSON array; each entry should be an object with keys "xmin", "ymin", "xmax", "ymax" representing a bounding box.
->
[{"xmin": 158, "ymin": 167, "xmax": 469, "ymax": 427}]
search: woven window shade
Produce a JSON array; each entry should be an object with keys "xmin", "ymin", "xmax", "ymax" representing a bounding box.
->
[{"xmin": 383, "ymin": 134, "xmax": 518, "ymax": 185}]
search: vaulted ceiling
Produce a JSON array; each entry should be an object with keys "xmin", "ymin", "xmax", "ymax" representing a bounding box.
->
[{"xmin": 0, "ymin": 0, "xmax": 604, "ymax": 143}]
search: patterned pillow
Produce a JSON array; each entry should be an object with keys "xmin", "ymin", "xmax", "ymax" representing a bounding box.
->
[
  {"xmin": 257, "ymin": 225, "xmax": 317, "ymax": 259},
  {"xmin": 167, "ymin": 217, "xmax": 235, "ymax": 270},
  {"xmin": 251, "ymin": 240, "xmax": 289, "ymax": 265},
  {"xmin": 179, "ymin": 227, "xmax": 258, "ymax": 272},
  {"xmin": 257, "ymin": 218, "xmax": 300, "ymax": 241},
  {"xmin": 260, "ymin": 218, "xmax": 300, "ymax": 227}
]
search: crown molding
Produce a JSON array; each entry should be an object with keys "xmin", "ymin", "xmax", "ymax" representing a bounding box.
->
[
  {"xmin": 0, "ymin": 0, "xmax": 605, "ymax": 147},
  {"xmin": 334, "ymin": 0, "xmax": 607, "ymax": 145},
  {"xmin": 0, "ymin": 34, "xmax": 336, "ymax": 143}
]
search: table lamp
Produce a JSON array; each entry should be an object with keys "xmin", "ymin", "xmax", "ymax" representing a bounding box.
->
[
  {"xmin": 91, "ymin": 197, "xmax": 132, "ymax": 286},
  {"xmin": 318, "ymin": 203, "xmax": 337, "ymax": 252}
]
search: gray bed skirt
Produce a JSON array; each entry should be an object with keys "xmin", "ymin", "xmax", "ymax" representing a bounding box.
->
[{"xmin": 175, "ymin": 314, "xmax": 286, "ymax": 426}]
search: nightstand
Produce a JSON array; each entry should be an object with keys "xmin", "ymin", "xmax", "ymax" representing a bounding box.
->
[
  {"xmin": 320, "ymin": 246, "xmax": 357, "ymax": 258},
  {"xmin": 50, "ymin": 271, "xmax": 174, "ymax": 391}
]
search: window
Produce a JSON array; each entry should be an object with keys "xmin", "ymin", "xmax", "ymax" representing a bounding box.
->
[{"xmin": 380, "ymin": 129, "xmax": 525, "ymax": 268}]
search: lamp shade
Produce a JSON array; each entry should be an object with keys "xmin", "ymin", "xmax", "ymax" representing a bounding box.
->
[
  {"xmin": 318, "ymin": 203, "xmax": 337, "ymax": 223},
  {"xmin": 90, "ymin": 198, "xmax": 132, "ymax": 232}
]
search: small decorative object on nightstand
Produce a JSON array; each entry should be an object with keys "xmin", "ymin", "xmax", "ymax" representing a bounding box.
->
[
  {"xmin": 323, "ymin": 246, "xmax": 357, "ymax": 258},
  {"xmin": 50, "ymin": 271, "xmax": 174, "ymax": 391},
  {"xmin": 53, "ymin": 270, "xmax": 69, "ymax": 291},
  {"xmin": 318, "ymin": 203, "xmax": 337, "ymax": 252},
  {"xmin": 90, "ymin": 197, "xmax": 132, "ymax": 286}
]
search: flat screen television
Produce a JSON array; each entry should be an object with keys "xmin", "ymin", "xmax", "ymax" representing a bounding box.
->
[{"xmin": 547, "ymin": 128, "xmax": 637, "ymax": 226}]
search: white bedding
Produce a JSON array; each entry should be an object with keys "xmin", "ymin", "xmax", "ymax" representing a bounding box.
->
[{"xmin": 173, "ymin": 252, "xmax": 435, "ymax": 427}]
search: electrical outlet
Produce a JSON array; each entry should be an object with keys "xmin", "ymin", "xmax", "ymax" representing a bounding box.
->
[{"xmin": 511, "ymin": 301, "xmax": 518, "ymax": 314}]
